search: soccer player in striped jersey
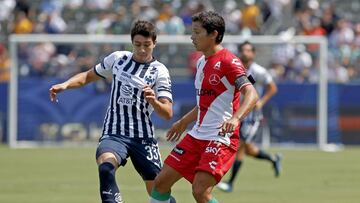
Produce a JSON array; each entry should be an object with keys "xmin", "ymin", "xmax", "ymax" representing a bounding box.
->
[
  {"xmin": 217, "ymin": 41, "xmax": 282, "ymax": 193},
  {"xmin": 49, "ymin": 20, "xmax": 175, "ymax": 203},
  {"xmin": 149, "ymin": 11, "xmax": 258, "ymax": 203}
]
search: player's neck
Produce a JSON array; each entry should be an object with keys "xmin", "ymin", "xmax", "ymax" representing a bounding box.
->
[
  {"xmin": 203, "ymin": 44, "xmax": 223, "ymax": 59},
  {"xmin": 132, "ymin": 54, "xmax": 153, "ymax": 64},
  {"xmin": 244, "ymin": 61, "xmax": 253, "ymax": 68}
]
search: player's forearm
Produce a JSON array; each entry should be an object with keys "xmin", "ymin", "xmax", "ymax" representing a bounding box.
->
[
  {"xmin": 233, "ymin": 85, "xmax": 259, "ymax": 121},
  {"xmin": 179, "ymin": 106, "xmax": 198, "ymax": 125},
  {"xmin": 259, "ymin": 82, "xmax": 277, "ymax": 107},
  {"xmin": 151, "ymin": 100, "xmax": 173, "ymax": 120},
  {"xmin": 63, "ymin": 69, "xmax": 99, "ymax": 89}
]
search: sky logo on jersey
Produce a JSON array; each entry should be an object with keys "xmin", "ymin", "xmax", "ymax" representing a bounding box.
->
[
  {"xmin": 205, "ymin": 146, "xmax": 221, "ymax": 155},
  {"xmin": 209, "ymin": 74, "xmax": 221, "ymax": 85}
]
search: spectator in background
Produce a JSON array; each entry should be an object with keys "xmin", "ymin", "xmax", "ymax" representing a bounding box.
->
[
  {"xmin": 13, "ymin": 11, "xmax": 33, "ymax": 34},
  {"xmin": 28, "ymin": 42, "xmax": 55, "ymax": 77},
  {"xmin": 222, "ymin": 0, "xmax": 242, "ymax": 34},
  {"xmin": 293, "ymin": 44, "xmax": 313, "ymax": 82},
  {"xmin": 0, "ymin": 44, "xmax": 10, "ymax": 81},
  {"xmin": 0, "ymin": 0, "xmax": 16, "ymax": 27},
  {"xmin": 136, "ymin": 0, "xmax": 159, "ymax": 22},
  {"xmin": 320, "ymin": 2, "xmax": 339, "ymax": 36},
  {"xmin": 302, "ymin": 17, "xmax": 326, "ymax": 54},
  {"xmin": 241, "ymin": 0, "xmax": 262, "ymax": 34},
  {"xmin": 329, "ymin": 18, "xmax": 354, "ymax": 48},
  {"xmin": 86, "ymin": 12, "xmax": 112, "ymax": 34},
  {"xmin": 86, "ymin": 0, "xmax": 112, "ymax": 10},
  {"xmin": 156, "ymin": 3, "xmax": 185, "ymax": 35},
  {"xmin": 42, "ymin": 11, "xmax": 67, "ymax": 34},
  {"xmin": 109, "ymin": 6, "xmax": 131, "ymax": 35}
]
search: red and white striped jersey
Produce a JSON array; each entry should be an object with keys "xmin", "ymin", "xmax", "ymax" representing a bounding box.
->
[{"xmin": 188, "ymin": 48, "xmax": 250, "ymax": 149}]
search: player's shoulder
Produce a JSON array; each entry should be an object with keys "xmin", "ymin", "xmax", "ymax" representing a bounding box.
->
[
  {"xmin": 250, "ymin": 62, "xmax": 267, "ymax": 74},
  {"xmin": 150, "ymin": 60, "xmax": 170, "ymax": 74},
  {"xmin": 109, "ymin": 50, "xmax": 132, "ymax": 58},
  {"xmin": 105, "ymin": 51, "xmax": 132, "ymax": 62},
  {"xmin": 219, "ymin": 49, "xmax": 240, "ymax": 63},
  {"xmin": 218, "ymin": 49, "xmax": 244, "ymax": 70}
]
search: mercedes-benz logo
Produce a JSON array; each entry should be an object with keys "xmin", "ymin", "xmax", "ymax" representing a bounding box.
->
[{"xmin": 209, "ymin": 74, "xmax": 220, "ymax": 85}]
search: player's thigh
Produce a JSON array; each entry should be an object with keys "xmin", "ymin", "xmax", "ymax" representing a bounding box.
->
[
  {"xmin": 154, "ymin": 163, "xmax": 183, "ymax": 193},
  {"xmin": 96, "ymin": 136, "xmax": 129, "ymax": 166},
  {"xmin": 245, "ymin": 142, "xmax": 260, "ymax": 155},
  {"xmin": 196, "ymin": 140, "xmax": 237, "ymax": 183},
  {"xmin": 236, "ymin": 140, "xmax": 246, "ymax": 160},
  {"xmin": 128, "ymin": 138, "xmax": 162, "ymax": 181},
  {"xmin": 164, "ymin": 134, "xmax": 202, "ymax": 183},
  {"xmin": 192, "ymin": 171, "xmax": 216, "ymax": 195},
  {"xmin": 240, "ymin": 121, "xmax": 260, "ymax": 143}
]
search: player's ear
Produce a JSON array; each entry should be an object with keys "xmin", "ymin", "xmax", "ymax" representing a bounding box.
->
[
  {"xmin": 210, "ymin": 30, "xmax": 218, "ymax": 41},
  {"xmin": 153, "ymin": 40, "xmax": 157, "ymax": 48}
]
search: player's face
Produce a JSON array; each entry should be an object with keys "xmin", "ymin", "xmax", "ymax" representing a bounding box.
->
[
  {"xmin": 132, "ymin": 35, "xmax": 156, "ymax": 63},
  {"xmin": 240, "ymin": 44, "xmax": 255, "ymax": 64},
  {"xmin": 191, "ymin": 21, "xmax": 213, "ymax": 52}
]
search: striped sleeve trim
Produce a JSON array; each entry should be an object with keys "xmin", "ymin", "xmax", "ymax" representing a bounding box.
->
[
  {"xmin": 93, "ymin": 66, "xmax": 106, "ymax": 79},
  {"xmin": 158, "ymin": 96, "xmax": 173, "ymax": 103}
]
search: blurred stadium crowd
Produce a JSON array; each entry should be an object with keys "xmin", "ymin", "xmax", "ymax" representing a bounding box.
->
[{"xmin": 0, "ymin": 0, "xmax": 359, "ymax": 83}]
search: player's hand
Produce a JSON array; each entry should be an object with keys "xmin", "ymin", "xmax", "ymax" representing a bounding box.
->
[
  {"xmin": 166, "ymin": 119, "xmax": 187, "ymax": 142},
  {"xmin": 218, "ymin": 117, "xmax": 240, "ymax": 136},
  {"xmin": 49, "ymin": 83, "xmax": 67, "ymax": 102},
  {"xmin": 143, "ymin": 85, "xmax": 156, "ymax": 104}
]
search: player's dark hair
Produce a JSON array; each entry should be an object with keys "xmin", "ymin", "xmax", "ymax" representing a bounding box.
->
[
  {"xmin": 192, "ymin": 11, "xmax": 225, "ymax": 44},
  {"xmin": 131, "ymin": 20, "xmax": 157, "ymax": 42},
  {"xmin": 239, "ymin": 41, "xmax": 256, "ymax": 52}
]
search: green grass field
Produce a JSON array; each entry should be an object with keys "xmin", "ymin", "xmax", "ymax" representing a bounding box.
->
[{"xmin": 0, "ymin": 145, "xmax": 359, "ymax": 203}]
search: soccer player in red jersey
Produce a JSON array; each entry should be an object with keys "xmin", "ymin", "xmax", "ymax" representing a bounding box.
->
[{"xmin": 149, "ymin": 11, "xmax": 259, "ymax": 203}]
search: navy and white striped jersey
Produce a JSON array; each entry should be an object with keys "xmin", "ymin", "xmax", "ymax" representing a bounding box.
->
[
  {"xmin": 94, "ymin": 51, "xmax": 172, "ymax": 139},
  {"xmin": 244, "ymin": 62, "xmax": 273, "ymax": 122}
]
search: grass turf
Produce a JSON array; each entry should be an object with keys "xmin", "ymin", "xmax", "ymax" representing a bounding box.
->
[{"xmin": 0, "ymin": 145, "xmax": 359, "ymax": 203}]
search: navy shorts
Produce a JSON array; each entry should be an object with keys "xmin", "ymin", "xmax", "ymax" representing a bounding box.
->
[
  {"xmin": 240, "ymin": 120, "xmax": 261, "ymax": 143},
  {"xmin": 96, "ymin": 135, "xmax": 162, "ymax": 180}
]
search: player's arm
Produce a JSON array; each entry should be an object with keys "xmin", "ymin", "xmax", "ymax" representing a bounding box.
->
[
  {"xmin": 143, "ymin": 85, "xmax": 173, "ymax": 120},
  {"xmin": 166, "ymin": 106, "xmax": 198, "ymax": 142},
  {"xmin": 256, "ymin": 81, "xmax": 277, "ymax": 110},
  {"xmin": 219, "ymin": 77, "xmax": 258, "ymax": 135},
  {"xmin": 49, "ymin": 68, "xmax": 102, "ymax": 102}
]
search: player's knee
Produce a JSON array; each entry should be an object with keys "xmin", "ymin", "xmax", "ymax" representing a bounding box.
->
[
  {"xmin": 191, "ymin": 184, "xmax": 209, "ymax": 201},
  {"xmin": 153, "ymin": 176, "xmax": 169, "ymax": 194},
  {"xmin": 98, "ymin": 162, "xmax": 116, "ymax": 177}
]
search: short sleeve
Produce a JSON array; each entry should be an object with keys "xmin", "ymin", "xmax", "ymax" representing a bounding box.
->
[
  {"xmin": 262, "ymin": 68, "xmax": 273, "ymax": 85},
  {"xmin": 224, "ymin": 56, "xmax": 247, "ymax": 85},
  {"xmin": 255, "ymin": 65, "xmax": 273, "ymax": 85},
  {"xmin": 155, "ymin": 66, "xmax": 173, "ymax": 103},
  {"xmin": 94, "ymin": 51, "xmax": 123, "ymax": 79}
]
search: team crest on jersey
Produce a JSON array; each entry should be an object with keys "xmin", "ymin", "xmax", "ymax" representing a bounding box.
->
[
  {"xmin": 214, "ymin": 61, "xmax": 221, "ymax": 70},
  {"xmin": 209, "ymin": 74, "xmax": 221, "ymax": 85},
  {"xmin": 145, "ymin": 75, "xmax": 155, "ymax": 85}
]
